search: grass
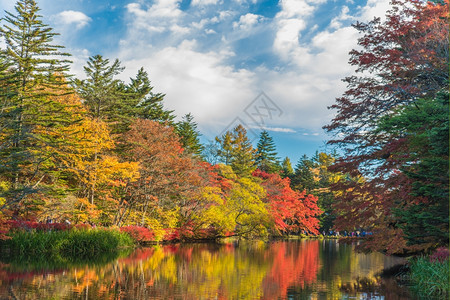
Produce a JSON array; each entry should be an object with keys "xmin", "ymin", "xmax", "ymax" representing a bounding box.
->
[
  {"xmin": 0, "ymin": 228, "xmax": 134, "ymax": 259},
  {"xmin": 408, "ymin": 256, "xmax": 449, "ymax": 299}
]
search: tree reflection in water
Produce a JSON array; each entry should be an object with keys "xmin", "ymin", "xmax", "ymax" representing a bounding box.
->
[{"xmin": 0, "ymin": 240, "xmax": 412, "ymax": 299}]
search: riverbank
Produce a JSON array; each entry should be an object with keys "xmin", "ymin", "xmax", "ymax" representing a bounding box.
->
[{"xmin": 0, "ymin": 227, "xmax": 134, "ymax": 259}]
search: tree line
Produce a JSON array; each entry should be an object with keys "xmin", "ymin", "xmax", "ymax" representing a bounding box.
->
[
  {"xmin": 0, "ymin": 0, "xmax": 326, "ymax": 241},
  {"xmin": 0, "ymin": 0, "xmax": 447, "ymax": 253}
]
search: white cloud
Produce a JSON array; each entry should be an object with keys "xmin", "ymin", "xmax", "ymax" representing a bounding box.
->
[
  {"xmin": 126, "ymin": 1, "xmax": 184, "ymax": 34},
  {"xmin": 360, "ymin": 0, "xmax": 391, "ymax": 22},
  {"xmin": 273, "ymin": 18, "xmax": 307, "ymax": 61},
  {"xmin": 171, "ymin": 24, "xmax": 191, "ymax": 34},
  {"xmin": 277, "ymin": 0, "xmax": 315, "ymax": 18},
  {"xmin": 54, "ymin": 10, "xmax": 91, "ymax": 29},
  {"xmin": 191, "ymin": 0, "xmax": 219, "ymax": 6},
  {"xmin": 62, "ymin": 0, "xmax": 392, "ymax": 140},
  {"xmin": 252, "ymin": 126, "xmax": 296, "ymax": 133},
  {"xmin": 128, "ymin": 0, "xmax": 182, "ymax": 19},
  {"xmin": 233, "ymin": 13, "xmax": 263, "ymax": 31},
  {"xmin": 329, "ymin": 6, "xmax": 354, "ymax": 29},
  {"xmin": 118, "ymin": 40, "xmax": 256, "ymax": 131}
]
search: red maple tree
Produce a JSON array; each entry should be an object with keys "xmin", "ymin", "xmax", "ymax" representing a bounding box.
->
[{"xmin": 253, "ymin": 170, "xmax": 322, "ymax": 235}]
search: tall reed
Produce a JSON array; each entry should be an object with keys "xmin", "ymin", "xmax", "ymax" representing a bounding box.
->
[
  {"xmin": 0, "ymin": 228, "xmax": 134, "ymax": 258},
  {"xmin": 408, "ymin": 256, "xmax": 449, "ymax": 299}
]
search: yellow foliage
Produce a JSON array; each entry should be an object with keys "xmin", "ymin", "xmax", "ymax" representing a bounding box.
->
[{"xmin": 72, "ymin": 197, "xmax": 101, "ymax": 223}]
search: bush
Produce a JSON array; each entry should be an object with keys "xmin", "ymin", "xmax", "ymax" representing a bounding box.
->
[
  {"xmin": 7, "ymin": 220, "xmax": 72, "ymax": 232},
  {"xmin": 120, "ymin": 226, "xmax": 155, "ymax": 243},
  {"xmin": 429, "ymin": 247, "xmax": 449, "ymax": 263},
  {"xmin": 409, "ymin": 255, "xmax": 449, "ymax": 299}
]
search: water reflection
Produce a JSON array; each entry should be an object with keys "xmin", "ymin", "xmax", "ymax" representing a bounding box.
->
[{"xmin": 0, "ymin": 240, "xmax": 413, "ymax": 299}]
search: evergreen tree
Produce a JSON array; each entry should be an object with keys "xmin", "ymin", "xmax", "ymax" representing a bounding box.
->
[
  {"xmin": 131, "ymin": 68, "xmax": 175, "ymax": 124},
  {"xmin": 255, "ymin": 130, "xmax": 280, "ymax": 173},
  {"xmin": 175, "ymin": 113, "xmax": 203, "ymax": 156},
  {"xmin": 291, "ymin": 155, "xmax": 316, "ymax": 191},
  {"xmin": 231, "ymin": 125, "xmax": 256, "ymax": 177},
  {"xmin": 0, "ymin": 0, "xmax": 73, "ymax": 209},
  {"xmin": 378, "ymin": 92, "xmax": 449, "ymax": 246},
  {"xmin": 74, "ymin": 55, "xmax": 125, "ymax": 129},
  {"xmin": 216, "ymin": 125, "xmax": 256, "ymax": 177},
  {"xmin": 281, "ymin": 157, "xmax": 294, "ymax": 177},
  {"xmin": 215, "ymin": 131, "xmax": 234, "ymax": 165}
]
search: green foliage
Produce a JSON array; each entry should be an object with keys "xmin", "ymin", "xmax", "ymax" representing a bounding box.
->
[
  {"xmin": 408, "ymin": 256, "xmax": 449, "ymax": 299},
  {"xmin": 290, "ymin": 152, "xmax": 339, "ymax": 232},
  {"xmin": 75, "ymin": 55, "xmax": 125, "ymax": 125},
  {"xmin": 216, "ymin": 131, "xmax": 234, "ymax": 165},
  {"xmin": 255, "ymin": 130, "xmax": 280, "ymax": 173},
  {"xmin": 131, "ymin": 67, "xmax": 175, "ymax": 124},
  {"xmin": 208, "ymin": 164, "xmax": 270, "ymax": 238},
  {"xmin": 216, "ymin": 125, "xmax": 256, "ymax": 177},
  {"xmin": 176, "ymin": 113, "xmax": 203, "ymax": 155},
  {"xmin": 281, "ymin": 157, "xmax": 294, "ymax": 177},
  {"xmin": 378, "ymin": 92, "xmax": 449, "ymax": 246},
  {"xmin": 0, "ymin": 0, "xmax": 74, "ymax": 209},
  {"xmin": 291, "ymin": 155, "xmax": 316, "ymax": 191}
]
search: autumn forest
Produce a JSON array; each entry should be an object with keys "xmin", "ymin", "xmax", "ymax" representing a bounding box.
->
[{"xmin": 0, "ymin": 0, "xmax": 448, "ymax": 260}]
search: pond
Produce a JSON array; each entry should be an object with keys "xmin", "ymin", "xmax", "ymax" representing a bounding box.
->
[{"xmin": 0, "ymin": 239, "xmax": 413, "ymax": 299}]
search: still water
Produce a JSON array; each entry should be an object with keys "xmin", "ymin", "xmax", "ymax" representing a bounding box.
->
[{"xmin": 0, "ymin": 239, "xmax": 413, "ymax": 299}]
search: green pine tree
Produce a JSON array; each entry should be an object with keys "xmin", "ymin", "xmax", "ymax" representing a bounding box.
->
[
  {"xmin": 255, "ymin": 130, "xmax": 280, "ymax": 173},
  {"xmin": 0, "ymin": 0, "xmax": 73, "ymax": 209},
  {"xmin": 216, "ymin": 125, "xmax": 256, "ymax": 177},
  {"xmin": 131, "ymin": 68, "xmax": 175, "ymax": 124},
  {"xmin": 175, "ymin": 113, "xmax": 203, "ymax": 156},
  {"xmin": 379, "ymin": 92, "xmax": 449, "ymax": 246},
  {"xmin": 231, "ymin": 125, "xmax": 256, "ymax": 177},
  {"xmin": 291, "ymin": 155, "xmax": 316, "ymax": 191},
  {"xmin": 74, "ymin": 55, "xmax": 125, "ymax": 129},
  {"xmin": 216, "ymin": 131, "xmax": 234, "ymax": 165},
  {"xmin": 281, "ymin": 157, "xmax": 294, "ymax": 177}
]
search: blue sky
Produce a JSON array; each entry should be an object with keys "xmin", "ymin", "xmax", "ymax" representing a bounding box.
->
[{"xmin": 0, "ymin": 0, "xmax": 391, "ymax": 165}]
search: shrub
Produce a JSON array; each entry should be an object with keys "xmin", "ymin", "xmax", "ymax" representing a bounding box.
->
[
  {"xmin": 429, "ymin": 247, "xmax": 449, "ymax": 263},
  {"xmin": 120, "ymin": 226, "xmax": 155, "ymax": 243},
  {"xmin": 7, "ymin": 220, "xmax": 72, "ymax": 232}
]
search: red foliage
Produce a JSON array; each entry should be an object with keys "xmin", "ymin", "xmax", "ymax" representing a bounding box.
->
[
  {"xmin": 121, "ymin": 120, "xmax": 219, "ymax": 228},
  {"xmin": 324, "ymin": 0, "xmax": 449, "ymax": 253},
  {"xmin": 429, "ymin": 247, "xmax": 449, "ymax": 263},
  {"xmin": 0, "ymin": 216, "xmax": 10, "ymax": 240},
  {"xmin": 253, "ymin": 170, "xmax": 322, "ymax": 235},
  {"xmin": 163, "ymin": 222, "xmax": 218, "ymax": 242},
  {"xmin": 74, "ymin": 223, "xmax": 92, "ymax": 230},
  {"xmin": 6, "ymin": 220, "xmax": 72, "ymax": 232},
  {"xmin": 120, "ymin": 225, "xmax": 155, "ymax": 243}
]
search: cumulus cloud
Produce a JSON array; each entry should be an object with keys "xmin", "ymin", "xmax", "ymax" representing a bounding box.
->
[
  {"xmin": 126, "ymin": 1, "xmax": 184, "ymax": 34},
  {"xmin": 233, "ymin": 13, "xmax": 263, "ymax": 31},
  {"xmin": 127, "ymin": 0, "xmax": 182, "ymax": 19},
  {"xmin": 191, "ymin": 0, "xmax": 220, "ymax": 6},
  {"xmin": 55, "ymin": 0, "xmax": 392, "ymax": 140},
  {"xmin": 54, "ymin": 10, "xmax": 91, "ymax": 29},
  {"xmin": 117, "ymin": 40, "xmax": 256, "ymax": 132},
  {"xmin": 251, "ymin": 126, "xmax": 297, "ymax": 133}
]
